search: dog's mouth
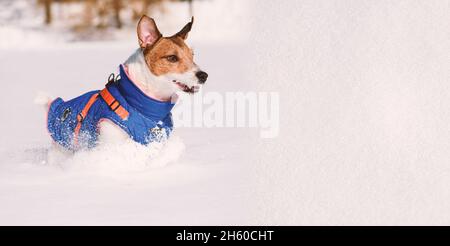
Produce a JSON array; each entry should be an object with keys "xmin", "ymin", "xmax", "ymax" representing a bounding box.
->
[{"xmin": 173, "ymin": 80, "xmax": 200, "ymax": 94}]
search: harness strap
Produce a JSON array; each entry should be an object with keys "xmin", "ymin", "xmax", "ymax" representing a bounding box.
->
[
  {"xmin": 99, "ymin": 87, "xmax": 129, "ymax": 120},
  {"xmin": 74, "ymin": 93, "xmax": 99, "ymax": 147}
]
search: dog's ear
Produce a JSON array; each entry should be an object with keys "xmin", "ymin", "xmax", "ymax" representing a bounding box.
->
[
  {"xmin": 137, "ymin": 15, "xmax": 162, "ymax": 49},
  {"xmin": 175, "ymin": 17, "xmax": 194, "ymax": 40}
]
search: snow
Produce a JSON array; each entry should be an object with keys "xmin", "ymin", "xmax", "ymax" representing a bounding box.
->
[
  {"xmin": 0, "ymin": 43, "xmax": 256, "ymax": 225},
  {"xmin": 250, "ymin": 0, "xmax": 450, "ymax": 225},
  {"xmin": 2, "ymin": 0, "xmax": 450, "ymax": 225}
]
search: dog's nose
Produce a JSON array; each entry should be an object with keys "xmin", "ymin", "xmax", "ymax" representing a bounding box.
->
[{"xmin": 196, "ymin": 71, "xmax": 208, "ymax": 84}]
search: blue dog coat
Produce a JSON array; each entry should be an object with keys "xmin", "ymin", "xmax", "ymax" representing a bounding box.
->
[{"xmin": 47, "ymin": 65, "xmax": 175, "ymax": 150}]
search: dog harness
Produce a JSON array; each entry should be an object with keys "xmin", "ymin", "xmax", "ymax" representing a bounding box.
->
[{"xmin": 47, "ymin": 65, "xmax": 175, "ymax": 150}]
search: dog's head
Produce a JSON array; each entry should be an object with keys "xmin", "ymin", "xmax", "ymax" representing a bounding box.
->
[{"xmin": 137, "ymin": 15, "xmax": 207, "ymax": 94}]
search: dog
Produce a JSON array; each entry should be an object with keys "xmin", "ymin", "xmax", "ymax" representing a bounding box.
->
[{"xmin": 44, "ymin": 16, "xmax": 207, "ymax": 150}]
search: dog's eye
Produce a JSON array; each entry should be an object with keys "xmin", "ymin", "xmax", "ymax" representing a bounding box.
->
[{"xmin": 166, "ymin": 55, "xmax": 178, "ymax": 63}]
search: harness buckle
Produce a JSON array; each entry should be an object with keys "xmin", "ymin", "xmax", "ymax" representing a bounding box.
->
[
  {"xmin": 99, "ymin": 87, "xmax": 129, "ymax": 120},
  {"xmin": 109, "ymin": 99, "xmax": 121, "ymax": 111},
  {"xmin": 106, "ymin": 73, "xmax": 121, "ymax": 87},
  {"xmin": 77, "ymin": 113, "xmax": 84, "ymax": 122}
]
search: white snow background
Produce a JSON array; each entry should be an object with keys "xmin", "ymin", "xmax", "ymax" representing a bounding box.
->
[
  {"xmin": 251, "ymin": 0, "xmax": 450, "ymax": 225},
  {"xmin": 1, "ymin": 0, "xmax": 450, "ymax": 225}
]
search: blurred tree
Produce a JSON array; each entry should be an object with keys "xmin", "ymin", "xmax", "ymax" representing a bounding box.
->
[
  {"xmin": 112, "ymin": 0, "xmax": 122, "ymax": 28},
  {"xmin": 131, "ymin": 0, "xmax": 164, "ymax": 21},
  {"xmin": 42, "ymin": 0, "xmax": 52, "ymax": 25},
  {"xmin": 83, "ymin": 0, "xmax": 95, "ymax": 27},
  {"xmin": 37, "ymin": 0, "xmax": 201, "ymax": 29}
]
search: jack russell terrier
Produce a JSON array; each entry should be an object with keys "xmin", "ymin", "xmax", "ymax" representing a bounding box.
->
[{"xmin": 45, "ymin": 16, "xmax": 207, "ymax": 150}]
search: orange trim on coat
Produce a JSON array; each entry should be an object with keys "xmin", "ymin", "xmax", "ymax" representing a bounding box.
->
[
  {"xmin": 73, "ymin": 93, "xmax": 99, "ymax": 147},
  {"xmin": 99, "ymin": 88, "xmax": 129, "ymax": 120}
]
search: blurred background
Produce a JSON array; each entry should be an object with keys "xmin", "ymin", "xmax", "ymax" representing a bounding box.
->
[{"xmin": 0, "ymin": 0, "xmax": 248, "ymax": 46}]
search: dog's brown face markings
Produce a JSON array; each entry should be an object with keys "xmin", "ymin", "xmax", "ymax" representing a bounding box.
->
[
  {"xmin": 136, "ymin": 15, "xmax": 207, "ymax": 94},
  {"xmin": 138, "ymin": 15, "xmax": 196, "ymax": 76},
  {"xmin": 143, "ymin": 36, "xmax": 194, "ymax": 76}
]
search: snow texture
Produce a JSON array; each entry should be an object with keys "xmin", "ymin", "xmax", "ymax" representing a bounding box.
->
[
  {"xmin": 250, "ymin": 0, "xmax": 450, "ymax": 225},
  {"xmin": 1, "ymin": 0, "xmax": 450, "ymax": 225}
]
